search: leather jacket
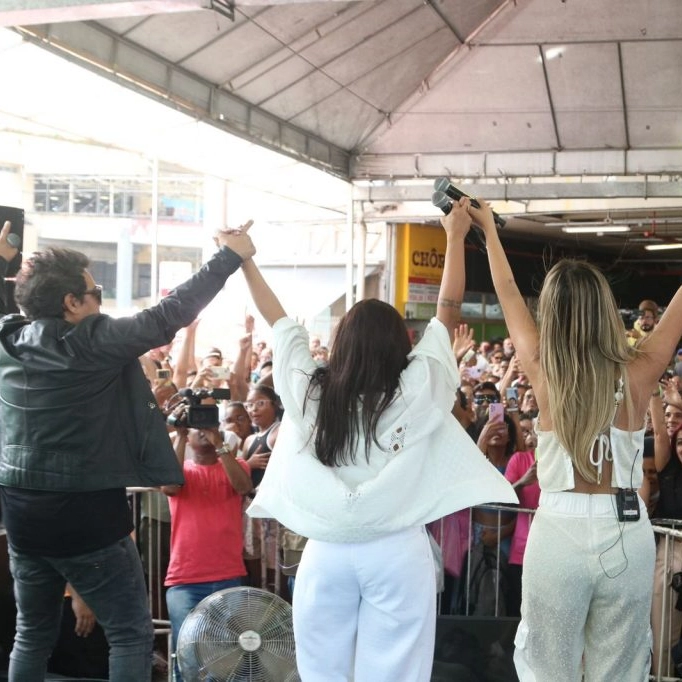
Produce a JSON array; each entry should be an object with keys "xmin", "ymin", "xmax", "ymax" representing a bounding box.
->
[{"xmin": 0, "ymin": 246, "xmax": 243, "ymax": 491}]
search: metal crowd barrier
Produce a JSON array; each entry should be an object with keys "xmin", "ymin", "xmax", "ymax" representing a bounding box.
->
[
  {"xmin": 650, "ymin": 520, "xmax": 682, "ymax": 682},
  {"xmin": 429, "ymin": 506, "xmax": 682, "ymax": 682},
  {"xmin": 128, "ymin": 488, "xmax": 173, "ymax": 682},
  {"xmin": 126, "ymin": 488, "xmax": 682, "ymax": 682},
  {"xmin": 127, "ymin": 488, "xmax": 285, "ymax": 682}
]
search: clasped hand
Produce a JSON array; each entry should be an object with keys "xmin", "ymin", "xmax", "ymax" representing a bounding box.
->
[{"xmin": 214, "ymin": 219, "xmax": 256, "ymax": 261}]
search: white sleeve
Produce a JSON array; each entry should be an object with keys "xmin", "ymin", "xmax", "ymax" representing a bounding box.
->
[
  {"xmin": 394, "ymin": 318, "xmax": 460, "ymax": 439},
  {"xmin": 271, "ymin": 317, "xmax": 318, "ymax": 425},
  {"xmin": 404, "ymin": 317, "xmax": 460, "ymax": 390}
]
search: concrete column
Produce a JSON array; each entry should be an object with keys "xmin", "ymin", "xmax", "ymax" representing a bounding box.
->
[
  {"xmin": 116, "ymin": 224, "xmax": 133, "ymax": 309},
  {"xmin": 345, "ymin": 188, "xmax": 354, "ymax": 312},
  {"xmin": 203, "ymin": 175, "xmax": 227, "ymax": 262}
]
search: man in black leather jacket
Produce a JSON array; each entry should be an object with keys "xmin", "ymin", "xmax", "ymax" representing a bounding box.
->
[{"xmin": 0, "ymin": 218, "xmax": 255, "ymax": 682}]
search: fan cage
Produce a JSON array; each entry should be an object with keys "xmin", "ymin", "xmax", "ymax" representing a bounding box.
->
[{"xmin": 177, "ymin": 586, "xmax": 300, "ymax": 682}]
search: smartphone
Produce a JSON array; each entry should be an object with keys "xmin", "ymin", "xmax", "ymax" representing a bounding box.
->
[
  {"xmin": 461, "ymin": 348, "xmax": 476, "ymax": 363},
  {"xmin": 505, "ymin": 387, "xmax": 519, "ymax": 409},
  {"xmin": 156, "ymin": 368, "xmax": 171, "ymax": 380},
  {"xmin": 210, "ymin": 366, "xmax": 230, "ymax": 380},
  {"xmin": 489, "ymin": 402, "xmax": 505, "ymax": 423},
  {"xmin": 0, "ymin": 205, "xmax": 24, "ymax": 314}
]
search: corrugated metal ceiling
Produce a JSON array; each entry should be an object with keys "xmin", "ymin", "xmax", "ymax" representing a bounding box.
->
[{"xmin": 2, "ymin": 0, "xmax": 682, "ymax": 261}]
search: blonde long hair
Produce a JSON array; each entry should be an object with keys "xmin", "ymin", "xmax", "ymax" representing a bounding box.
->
[{"xmin": 537, "ymin": 260, "xmax": 637, "ymax": 483}]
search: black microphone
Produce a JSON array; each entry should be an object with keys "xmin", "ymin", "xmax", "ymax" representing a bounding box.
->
[
  {"xmin": 433, "ymin": 177, "xmax": 506, "ymax": 228},
  {"xmin": 431, "ymin": 190, "xmax": 490, "ymax": 254},
  {"xmin": 432, "ymin": 190, "xmax": 452, "ymax": 215}
]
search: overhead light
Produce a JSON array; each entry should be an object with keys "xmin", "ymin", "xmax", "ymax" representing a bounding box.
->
[
  {"xmin": 644, "ymin": 243, "xmax": 682, "ymax": 251},
  {"xmin": 547, "ymin": 221, "xmax": 624, "ymax": 228},
  {"xmin": 561, "ymin": 226, "xmax": 630, "ymax": 234},
  {"xmin": 544, "ymin": 47, "xmax": 565, "ymax": 60}
]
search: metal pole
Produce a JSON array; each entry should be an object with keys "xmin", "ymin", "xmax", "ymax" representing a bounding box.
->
[
  {"xmin": 356, "ymin": 216, "xmax": 366, "ymax": 302},
  {"xmin": 345, "ymin": 189, "xmax": 354, "ymax": 312},
  {"xmin": 150, "ymin": 158, "xmax": 159, "ymax": 304}
]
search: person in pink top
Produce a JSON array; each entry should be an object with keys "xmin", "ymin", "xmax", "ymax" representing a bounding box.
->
[
  {"xmin": 503, "ymin": 412, "xmax": 540, "ymax": 616},
  {"xmin": 161, "ymin": 422, "xmax": 252, "ymax": 682}
]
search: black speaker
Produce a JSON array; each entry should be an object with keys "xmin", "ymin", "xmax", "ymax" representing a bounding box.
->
[
  {"xmin": 432, "ymin": 615, "xmax": 520, "ymax": 682},
  {"xmin": 0, "ymin": 206, "xmax": 24, "ymax": 315}
]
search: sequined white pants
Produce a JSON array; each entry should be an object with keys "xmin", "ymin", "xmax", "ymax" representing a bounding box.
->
[
  {"xmin": 292, "ymin": 525, "xmax": 436, "ymax": 682},
  {"xmin": 514, "ymin": 491, "xmax": 654, "ymax": 682}
]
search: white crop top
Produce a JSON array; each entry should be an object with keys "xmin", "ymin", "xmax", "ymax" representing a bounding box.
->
[{"xmin": 536, "ymin": 425, "xmax": 645, "ymax": 492}]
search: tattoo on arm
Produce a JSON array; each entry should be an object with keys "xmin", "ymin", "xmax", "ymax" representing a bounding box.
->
[{"xmin": 439, "ymin": 298, "xmax": 462, "ymax": 309}]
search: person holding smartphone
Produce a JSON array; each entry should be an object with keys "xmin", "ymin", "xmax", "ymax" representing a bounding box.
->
[
  {"xmin": 470, "ymin": 197, "xmax": 682, "ymax": 681},
  {"xmin": 239, "ymin": 205, "xmax": 516, "ymax": 682},
  {"xmin": 473, "ymin": 405, "xmax": 518, "ymax": 563}
]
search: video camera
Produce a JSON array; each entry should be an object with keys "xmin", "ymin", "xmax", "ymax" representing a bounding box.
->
[{"xmin": 166, "ymin": 387, "xmax": 231, "ymax": 429}]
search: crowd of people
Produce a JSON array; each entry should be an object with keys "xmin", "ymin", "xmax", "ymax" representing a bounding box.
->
[
  {"xmin": 0, "ymin": 201, "xmax": 681, "ymax": 682},
  {"xmin": 141, "ymin": 218, "xmax": 682, "ymax": 680}
]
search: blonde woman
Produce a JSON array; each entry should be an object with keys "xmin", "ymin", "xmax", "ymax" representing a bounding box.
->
[{"xmin": 470, "ymin": 199, "xmax": 682, "ymax": 681}]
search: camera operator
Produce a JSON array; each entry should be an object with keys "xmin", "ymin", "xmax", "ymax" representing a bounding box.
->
[
  {"xmin": 161, "ymin": 401, "xmax": 252, "ymax": 682},
  {"xmin": 0, "ymin": 219, "xmax": 254, "ymax": 682}
]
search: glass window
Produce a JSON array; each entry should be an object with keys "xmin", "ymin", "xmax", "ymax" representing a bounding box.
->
[
  {"xmin": 33, "ymin": 178, "xmax": 48, "ymax": 212},
  {"xmin": 48, "ymin": 182, "xmax": 69, "ymax": 213},
  {"xmin": 33, "ymin": 174, "xmax": 204, "ymax": 220},
  {"xmin": 133, "ymin": 262, "xmax": 151, "ymax": 299},
  {"xmin": 484, "ymin": 293, "xmax": 505, "ymax": 320},
  {"xmin": 72, "ymin": 179, "xmax": 111, "ymax": 215},
  {"xmin": 462, "ymin": 291, "xmax": 484, "ymax": 318}
]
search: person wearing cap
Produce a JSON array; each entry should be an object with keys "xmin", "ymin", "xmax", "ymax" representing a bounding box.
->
[{"xmin": 202, "ymin": 347, "xmax": 223, "ymax": 366}]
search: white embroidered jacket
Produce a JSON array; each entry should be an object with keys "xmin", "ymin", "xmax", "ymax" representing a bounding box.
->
[{"xmin": 247, "ymin": 316, "xmax": 517, "ymax": 542}]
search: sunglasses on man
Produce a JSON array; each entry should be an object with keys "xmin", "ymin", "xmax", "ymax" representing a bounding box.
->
[
  {"xmin": 474, "ymin": 395, "xmax": 500, "ymax": 405},
  {"xmin": 83, "ymin": 285, "xmax": 103, "ymax": 304}
]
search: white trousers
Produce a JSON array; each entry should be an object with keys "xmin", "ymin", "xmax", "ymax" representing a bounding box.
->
[
  {"xmin": 293, "ymin": 525, "xmax": 436, "ymax": 682},
  {"xmin": 514, "ymin": 491, "xmax": 655, "ymax": 682}
]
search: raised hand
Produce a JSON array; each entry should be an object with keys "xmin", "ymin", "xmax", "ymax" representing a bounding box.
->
[
  {"xmin": 467, "ymin": 198, "xmax": 496, "ymax": 236},
  {"xmin": 440, "ymin": 197, "xmax": 472, "ymax": 241},
  {"xmin": 452, "ymin": 323, "xmax": 475, "ymax": 362},
  {"xmin": 214, "ymin": 219, "xmax": 256, "ymax": 261}
]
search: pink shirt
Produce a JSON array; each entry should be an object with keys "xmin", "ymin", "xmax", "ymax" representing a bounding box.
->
[
  {"xmin": 504, "ymin": 450, "xmax": 540, "ymax": 566},
  {"xmin": 165, "ymin": 457, "xmax": 249, "ymax": 586}
]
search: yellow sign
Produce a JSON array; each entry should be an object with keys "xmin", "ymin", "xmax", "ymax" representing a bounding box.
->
[{"xmin": 395, "ymin": 223, "xmax": 447, "ymax": 318}]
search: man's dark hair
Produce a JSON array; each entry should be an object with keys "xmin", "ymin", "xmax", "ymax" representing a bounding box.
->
[{"xmin": 14, "ymin": 248, "xmax": 90, "ymax": 320}]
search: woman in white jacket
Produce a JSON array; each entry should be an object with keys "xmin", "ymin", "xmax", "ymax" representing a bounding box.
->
[{"xmin": 239, "ymin": 201, "xmax": 516, "ymax": 682}]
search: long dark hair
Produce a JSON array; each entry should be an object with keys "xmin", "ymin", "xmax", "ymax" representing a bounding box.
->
[{"xmin": 305, "ymin": 299, "xmax": 412, "ymax": 467}]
